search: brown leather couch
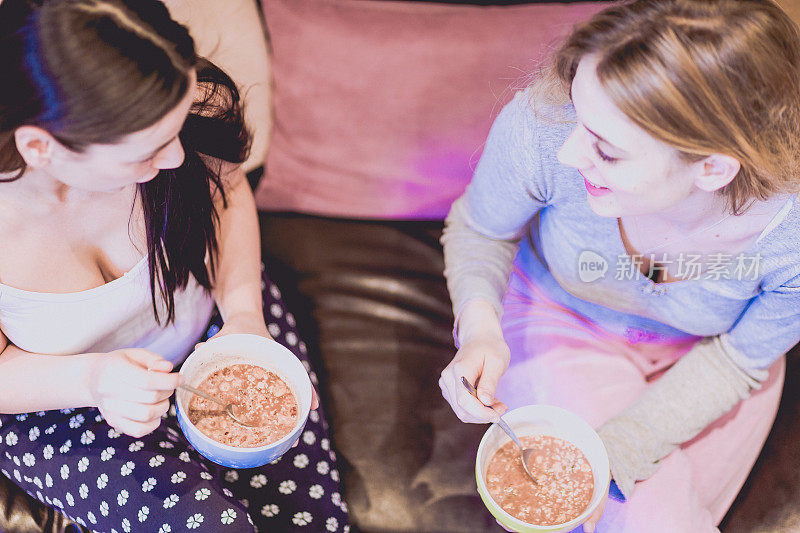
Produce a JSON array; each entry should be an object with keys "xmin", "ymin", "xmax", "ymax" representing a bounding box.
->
[{"xmin": 257, "ymin": 214, "xmax": 800, "ymax": 533}]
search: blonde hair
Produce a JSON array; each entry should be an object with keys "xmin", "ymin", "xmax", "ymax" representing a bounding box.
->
[{"xmin": 538, "ymin": 0, "xmax": 800, "ymax": 214}]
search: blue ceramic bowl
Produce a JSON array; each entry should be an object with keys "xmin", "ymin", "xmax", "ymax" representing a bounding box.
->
[{"xmin": 176, "ymin": 334, "xmax": 312, "ymax": 468}]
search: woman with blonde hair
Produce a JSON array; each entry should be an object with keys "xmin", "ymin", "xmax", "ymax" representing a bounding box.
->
[{"xmin": 439, "ymin": 0, "xmax": 800, "ymax": 530}]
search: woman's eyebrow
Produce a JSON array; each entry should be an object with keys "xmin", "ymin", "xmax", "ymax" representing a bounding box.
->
[
  {"xmin": 570, "ymin": 83, "xmax": 629, "ymax": 156},
  {"xmin": 142, "ymin": 135, "xmax": 178, "ymax": 159},
  {"xmin": 584, "ymin": 124, "xmax": 628, "ymax": 155}
]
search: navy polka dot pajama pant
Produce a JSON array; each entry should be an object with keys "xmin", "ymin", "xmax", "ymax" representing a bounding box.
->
[{"xmin": 0, "ymin": 271, "xmax": 350, "ymax": 533}]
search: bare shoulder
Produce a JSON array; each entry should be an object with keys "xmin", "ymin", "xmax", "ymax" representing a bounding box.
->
[
  {"xmin": 0, "ymin": 189, "xmax": 29, "ymax": 284},
  {"xmin": 197, "ymin": 153, "xmax": 246, "ymax": 208},
  {"xmin": 0, "ymin": 187, "xmax": 26, "ymax": 237}
]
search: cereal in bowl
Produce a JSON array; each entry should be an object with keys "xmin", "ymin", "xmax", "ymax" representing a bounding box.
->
[
  {"xmin": 486, "ymin": 435, "xmax": 594, "ymax": 526},
  {"xmin": 187, "ymin": 363, "xmax": 298, "ymax": 448}
]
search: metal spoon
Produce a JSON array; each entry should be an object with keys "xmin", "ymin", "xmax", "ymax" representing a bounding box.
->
[
  {"xmin": 461, "ymin": 376, "xmax": 539, "ymax": 485},
  {"xmin": 179, "ymin": 384, "xmax": 258, "ymax": 428}
]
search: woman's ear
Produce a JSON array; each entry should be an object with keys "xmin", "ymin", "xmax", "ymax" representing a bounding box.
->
[
  {"xmin": 694, "ymin": 154, "xmax": 741, "ymax": 192},
  {"xmin": 14, "ymin": 126, "xmax": 56, "ymax": 169}
]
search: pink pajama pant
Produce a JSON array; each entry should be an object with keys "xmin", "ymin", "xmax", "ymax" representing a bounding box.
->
[{"xmin": 496, "ymin": 267, "xmax": 785, "ymax": 533}]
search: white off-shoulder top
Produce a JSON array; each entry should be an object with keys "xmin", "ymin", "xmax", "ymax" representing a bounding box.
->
[{"xmin": 0, "ymin": 256, "xmax": 214, "ymax": 364}]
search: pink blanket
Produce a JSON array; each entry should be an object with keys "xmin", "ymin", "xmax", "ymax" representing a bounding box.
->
[{"xmin": 498, "ymin": 266, "xmax": 784, "ymax": 532}]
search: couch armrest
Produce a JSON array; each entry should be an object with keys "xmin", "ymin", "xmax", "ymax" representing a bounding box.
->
[{"xmin": 164, "ymin": 0, "xmax": 271, "ymax": 173}]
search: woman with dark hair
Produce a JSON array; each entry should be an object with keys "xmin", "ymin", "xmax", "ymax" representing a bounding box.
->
[{"xmin": 0, "ymin": 1, "xmax": 348, "ymax": 531}]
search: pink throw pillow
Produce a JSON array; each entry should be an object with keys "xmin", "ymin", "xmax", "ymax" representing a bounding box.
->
[{"xmin": 257, "ymin": 0, "xmax": 605, "ymax": 219}]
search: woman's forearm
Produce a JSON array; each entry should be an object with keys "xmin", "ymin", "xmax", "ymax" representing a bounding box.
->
[
  {"xmin": 456, "ymin": 299, "xmax": 505, "ymax": 347},
  {"xmin": 211, "ymin": 167, "xmax": 264, "ymax": 324},
  {"xmin": 0, "ymin": 343, "xmax": 98, "ymax": 413},
  {"xmin": 597, "ymin": 335, "xmax": 768, "ymax": 498},
  {"xmin": 441, "ymin": 196, "xmax": 521, "ymax": 336}
]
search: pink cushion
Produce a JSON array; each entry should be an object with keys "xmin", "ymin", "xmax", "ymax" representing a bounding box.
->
[{"xmin": 257, "ymin": 0, "xmax": 605, "ymax": 219}]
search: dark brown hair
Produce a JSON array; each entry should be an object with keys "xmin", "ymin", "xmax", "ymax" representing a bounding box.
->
[{"xmin": 0, "ymin": 0, "xmax": 250, "ymax": 322}]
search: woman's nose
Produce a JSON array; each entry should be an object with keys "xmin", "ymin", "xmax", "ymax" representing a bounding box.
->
[
  {"xmin": 152, "ymin": 137, "xmax": 185, "ymax": 170},
  {"xmin": 557, "ymin": 126, "xmax": 592, "ymax": 170}
]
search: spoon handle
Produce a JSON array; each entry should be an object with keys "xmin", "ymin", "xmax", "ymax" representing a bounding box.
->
[
  {"xmin": 460, "ymin": 376, "xmax": 539, "ymax": 484},
  {"xmin": 493, "ymin": 415, "xmax": 524, "ymax": 450},
  {"xmin": 459, "ymin": 377, "xmax": 523, "ymax": 448},
  {"xmin": 179, "ymin": 384, "xmax": 226, "ymax": 409}
]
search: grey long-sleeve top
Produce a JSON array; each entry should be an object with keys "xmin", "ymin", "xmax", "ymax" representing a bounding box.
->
[{"xmin": 441, "ymin": 90, "xmax": 800, "ymax": 497}]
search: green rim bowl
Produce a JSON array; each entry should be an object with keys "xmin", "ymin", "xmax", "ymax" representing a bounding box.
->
[{"xmin": 475, "ymin": 404, "xmax": 610, "ymax": 533}]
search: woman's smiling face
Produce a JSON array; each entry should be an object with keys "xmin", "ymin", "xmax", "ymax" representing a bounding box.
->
[{"xmin": 556, "ymin": 55, "xmax": 701, "ymax": 218}]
